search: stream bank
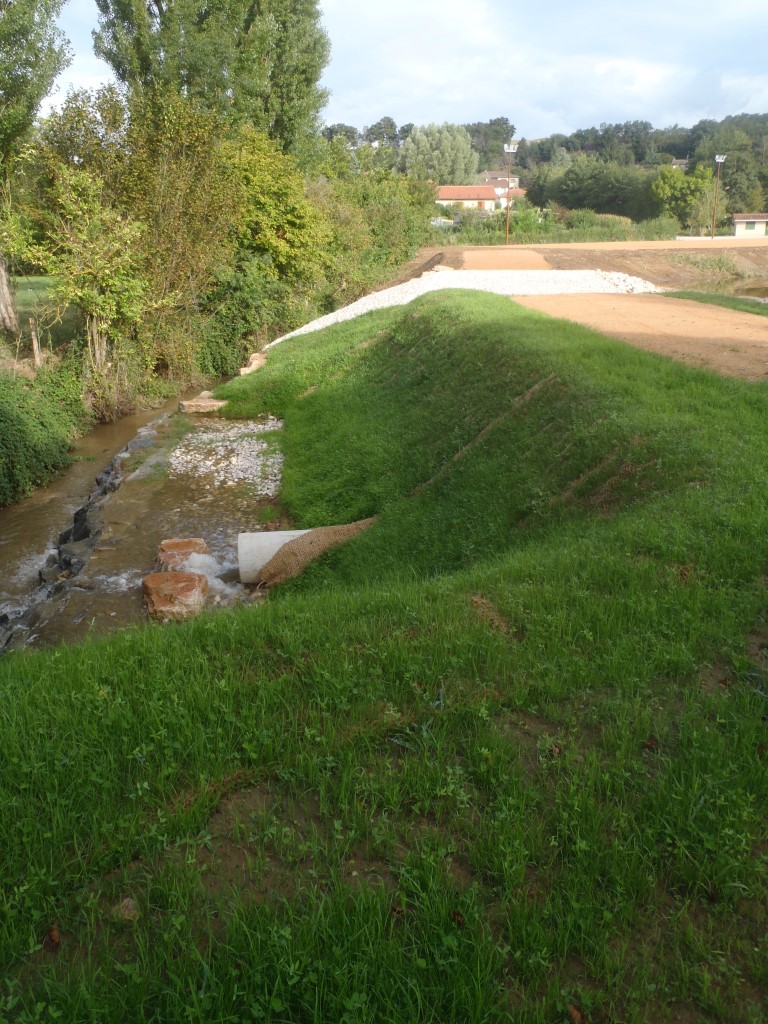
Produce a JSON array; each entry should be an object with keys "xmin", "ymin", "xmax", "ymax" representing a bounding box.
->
[{"xmin": 0, "ymin": 403, "xmax": 285, "ymax": 651}]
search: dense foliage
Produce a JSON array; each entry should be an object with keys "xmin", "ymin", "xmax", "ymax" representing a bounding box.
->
[
  {"xmin": 0, "ymin": 360, "xmax": 89, "ymax": 504},
  {"xmin": 0, "ymin": 0, "xmax": 70, "ymax": 167},
  {"xmin": 93, "ymin": 0, "xmax": 330, "ymax": 154},
  {"xmin": 0, "ymin": 1, "xmax": 438, "ymax": 481}
]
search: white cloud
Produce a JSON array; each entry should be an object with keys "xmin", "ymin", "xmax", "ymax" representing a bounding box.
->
[{"xmin": 43, "ymin": 0, "xmax": 768, "ymax": 137}]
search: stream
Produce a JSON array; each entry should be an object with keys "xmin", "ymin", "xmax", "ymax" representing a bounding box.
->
[{"xmin": 0, "ymin": 396, "xmax": 283, "ymax": 652}]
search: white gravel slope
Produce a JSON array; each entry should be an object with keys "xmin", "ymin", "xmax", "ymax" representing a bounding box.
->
[{"xmin": 266, "ymin": 269, "xmax": 659, "ymax": 348}]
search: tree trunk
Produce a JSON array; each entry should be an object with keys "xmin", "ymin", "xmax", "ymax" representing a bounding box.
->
[{"xmin": 0, "ymin": 256, "xmax": 19, "ymax": 337}]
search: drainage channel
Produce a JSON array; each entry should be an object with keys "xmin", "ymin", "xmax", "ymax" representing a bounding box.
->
[{"xmin": 0, "ymin": 411, "xmax": 284, "ymax": 652}]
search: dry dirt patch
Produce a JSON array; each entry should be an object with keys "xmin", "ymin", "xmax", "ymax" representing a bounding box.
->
[
  {"xmin": 514, "ymin": 293, "xmax": 768, "ymax": 381},
  {"xmin": 429, "ymin": 242, "xmax": 768, "ymax": 380}
]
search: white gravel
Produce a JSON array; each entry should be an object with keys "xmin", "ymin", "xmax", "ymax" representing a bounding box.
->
[
  {"xmin": 267, "ymin": 268, "xmax": 660, "ymax": 347},
  {"xmin": 169, "ymin": 418, "xmax": 284, "ymax": 494}
]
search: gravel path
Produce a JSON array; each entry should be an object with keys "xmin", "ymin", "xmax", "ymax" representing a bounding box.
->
[{"xmin": 267, "ymin": 268, "xmax": 660, "ymax": 347}]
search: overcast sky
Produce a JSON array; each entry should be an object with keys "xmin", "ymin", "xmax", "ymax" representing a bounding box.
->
[{"xmin": 52, "ymin": 0, "xmax": 768, "ymax": 139}]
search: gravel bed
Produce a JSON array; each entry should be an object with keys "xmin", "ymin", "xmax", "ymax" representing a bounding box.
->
[
  {"xmin": 267, "ymin": 269, "xmax": 660, "ymax": 348},
  {"xmin": 169, "ymin": 417, "xmax": 284, "ymax": 494}
]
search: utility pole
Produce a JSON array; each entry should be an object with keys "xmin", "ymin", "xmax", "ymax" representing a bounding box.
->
[
  {"xmin": 504, "ymin": 139, "xmax": 518, "ymax": 245},
  {"xmin": 712, "ymin": 154, "xmax": 726, "ymax": 239}
]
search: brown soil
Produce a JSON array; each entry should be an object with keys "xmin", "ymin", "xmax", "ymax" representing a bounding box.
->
[
  {"xmin": 516, "ymin": 293, "xmax": 768, "ymax": 380},
  {"xmin": 424, "ymin": 241, "xmax": 768, "ymax": 381}
]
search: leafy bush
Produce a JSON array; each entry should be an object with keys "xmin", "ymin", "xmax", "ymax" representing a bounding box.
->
[
  {"xmin": 634, "ymin": 214, "xmax": 681, "ymax": 239},
  {"xmin": 0, "ymin": 361, "xmax": 89, "ymax": 505}
]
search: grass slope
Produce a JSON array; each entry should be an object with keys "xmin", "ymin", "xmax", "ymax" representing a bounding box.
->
[
  {"xmin": 2, "ymin": 292, "xmax": 768, "ymax": 1022},
  {"xmin": 666, "ymin": 290, "xmax": 768, "ymax": 317}
]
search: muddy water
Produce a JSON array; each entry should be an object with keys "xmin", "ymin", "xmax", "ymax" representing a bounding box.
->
[
  {"xmin": 0, "ymin": 403, "xmax": 281, "ymax": 650},
  {"xmin": 734, "ymin": 283, "xmax": 768, "ymax": 299}
]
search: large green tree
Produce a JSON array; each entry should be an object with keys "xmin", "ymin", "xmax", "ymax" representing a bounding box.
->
[
  {"xmin": 651, "ymin": 164, "xmax": 710, "ymax": 227},
  {"xmin": 400, "ymin": 124, "xmax": 479, "ymax": 185},
  {"xmin": 692, "ymin": 127, "xmax": 764, "ymax": 212},
  {"xmin": 93, "ymin": 0, "xmax": 329, "ymax": 153},
  {"xmin": 0, "ymin": 0, "xmax": 70, "ymax": 335},
  {"xmin": 463, "ymin": 116, "xmax": 515, "ymax": 170}
]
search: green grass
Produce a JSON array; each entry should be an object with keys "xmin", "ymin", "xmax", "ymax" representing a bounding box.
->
[
  {"xmin": 2, "ymin": 292, "xmax": 768, "ymax": 1021},
  {"xmin": 13, "ymin": 275, "xmax": 82, "ymax": 354},
  {"xmin": 667, "ymin": 290, "xmax": 768, "ymax": 317}
]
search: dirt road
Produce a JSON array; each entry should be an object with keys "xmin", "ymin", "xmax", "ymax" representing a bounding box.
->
[{"xmin": 452, "ymin": 241, "xmax": 768, "ymax": 381}]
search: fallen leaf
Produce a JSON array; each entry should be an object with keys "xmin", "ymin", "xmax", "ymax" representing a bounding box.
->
[
  {"xmin": 450, "ymin": 910, "xmax": 466, "ymax": 927},
  {"xmin": 567, "ymin": 1004, "xmax": 586, "ymax": 1024},
  {"xmin": 642, "ymin": 735, "xmax": 660, "ymax": 752},
  {"xmin": 42, "ymin": 926, "xmax": 62, "ymax": 954}
]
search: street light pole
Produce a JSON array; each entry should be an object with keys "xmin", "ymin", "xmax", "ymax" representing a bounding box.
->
[
  {"xmin": 503, "ymin": 140, "xmax": 518, "ymax": 245},
  {"xmin": 712, "ymin": 154, "xmax": 726, "ymax": 240}
]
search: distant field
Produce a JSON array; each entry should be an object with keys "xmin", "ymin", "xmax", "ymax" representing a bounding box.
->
[
  {"xmin": 2, "ymin": 291, "xmax": 768, "ymax": 1022},
  {"xmin": 13, "ymin": 274, "xmax": 81, "ymax": 353}
]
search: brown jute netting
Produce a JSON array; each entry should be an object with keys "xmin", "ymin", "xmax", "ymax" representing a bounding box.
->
[{"xmin": 256, "ymin": 517, "xmax": 378, "ymax": 586}]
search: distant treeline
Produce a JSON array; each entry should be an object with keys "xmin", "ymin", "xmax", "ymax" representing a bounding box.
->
[{"xmin": 324, "ymin": 113, "xmax": 767, "ymax": 225}]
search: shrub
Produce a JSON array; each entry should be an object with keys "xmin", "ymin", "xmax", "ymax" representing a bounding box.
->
[{"xmin": 0, "ymin": 361, "xmax": 89, "ymax": 505}]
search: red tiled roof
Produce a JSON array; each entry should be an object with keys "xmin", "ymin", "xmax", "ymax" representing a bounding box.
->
[{"xmin": 436, "ymin": 186, "xmax": 499, "ymax": 200}]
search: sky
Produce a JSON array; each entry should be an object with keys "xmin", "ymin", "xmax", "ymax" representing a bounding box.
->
[{"xmin": 51, "ymin": 0, "xmax": 768, "ymax": 140}]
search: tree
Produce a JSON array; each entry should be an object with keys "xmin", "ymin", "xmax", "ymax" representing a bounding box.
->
[
  {"xmin": 463, "ymin": 117, "xmax": 515, "ymax": 170},
  {"xmin": 323, "ymin": 123, "xmax": 359, "ymax": 147},
  {"xmin": 364, "ymin": 117, "xmax": 398, "ymax": 147},
  {"xmin": 0, "ymin": 0, "xmax": 71, "ymax": 335},
  {"xmin": 93, "ymin": 0, "xmax": 330, "ymax": 153},
  {"xmin": 651, "ymin": 165, "xmax": 710, "ymax": 226},
  {"xmin": 0, "ymin": 0, "xmax": 70, "ymax": 166},
  {"xmin": 400, "ymin": 124, "xmax": 479, "ymax": 184},
  {"xmin": 397, "ymin": 123, "xmax": 414, "ymax": 146}
]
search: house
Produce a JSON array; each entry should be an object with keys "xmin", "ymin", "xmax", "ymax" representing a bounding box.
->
[
  {"xmin": 670, "ymin": 159, "xmax": 689, "ymax": 172},
  {"xmin": 435, "ymin": 185, "xmax": 526, "ymax": 212},
  {"xmin": 480, "ymin": 172, "xmax": 521, "ymax": 193},
  {"xmin": 733, "ymin": 213, "xmax": 768, "ymax": 238},
  {"xmin": 436, "ymin": 185, "xmax": 500, "ymax": 212}
]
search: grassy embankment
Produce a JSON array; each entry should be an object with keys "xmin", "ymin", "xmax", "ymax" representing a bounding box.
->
[
  {"xmin": 2, "ymin": 291, "xmax": 768, "ymax": 1022},
  {"xmin": 667, "ymin": 290, "xmax": 768, "ymax": 317}
]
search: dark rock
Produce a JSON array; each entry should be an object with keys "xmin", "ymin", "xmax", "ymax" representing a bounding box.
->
[
  {"xmin": 39, "ymin": 554, "xmax": 62, "ymax": 585},
  {"xmin": 59, "ymin": 538, "xmax": 97, "ymax": 575},
  {"xmin": 71, "ymin": 506, "xmax": 91, "ymax": 542}
]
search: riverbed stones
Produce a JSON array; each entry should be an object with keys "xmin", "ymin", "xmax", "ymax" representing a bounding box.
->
[
  {"xmin": 239, "ymin": 351, "xmax": 266, "ymax": 375},
  {"xmin": 142, "ymin": 571, "xmax": 209, "ymax": 622},
  {"xmin": 178, "ymin": 391, "xmax": 227, "ymax": 414},
  {"xmin": 157, "ymin": 537, "xmax": 210, "ymax": 571}
]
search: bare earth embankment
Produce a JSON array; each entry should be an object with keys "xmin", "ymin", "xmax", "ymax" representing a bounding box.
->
[{"xmin": 454, "ymin": 240, "xmax": 768, "ymax": 380}]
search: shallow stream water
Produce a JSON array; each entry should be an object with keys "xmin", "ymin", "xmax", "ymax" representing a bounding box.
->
[{"xmin": 0, "ymin": 401, "xmax": 282, "ymax": 651}]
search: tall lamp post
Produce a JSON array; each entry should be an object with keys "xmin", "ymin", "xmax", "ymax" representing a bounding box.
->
[
  {"xmin": 504, "ymin": 140, "xmax": 518, "ymax": 244},
  {"xmin": 712, "ymin": 154, "xmax": 726, "ymax": 239}
]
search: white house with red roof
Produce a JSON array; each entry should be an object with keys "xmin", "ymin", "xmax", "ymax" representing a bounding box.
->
[
  {"xmin": 733, "ymin": 213, "xmax": 768, "ymax": 238},
  {"xmin": 435, "ymin": 185, "xmax": 526, "ymax": 211}
]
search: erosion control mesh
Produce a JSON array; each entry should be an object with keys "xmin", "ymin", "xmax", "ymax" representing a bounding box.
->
[{"xmin": 256, "ymin": 517, "xmax": 378, "ymax": 586}]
